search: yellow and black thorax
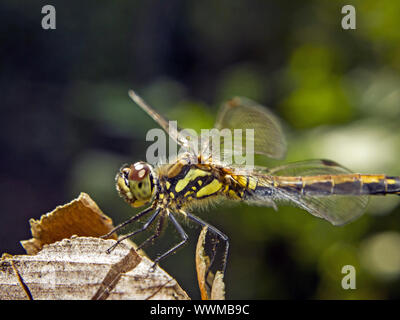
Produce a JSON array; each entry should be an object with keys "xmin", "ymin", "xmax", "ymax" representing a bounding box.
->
[{"xmin": 154, "ymin": 162, "xmax": 259, "ymax": 209}]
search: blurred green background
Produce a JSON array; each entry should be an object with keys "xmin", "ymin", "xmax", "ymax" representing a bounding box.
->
[{"xmin": 1, "ymin": 0, "xmax": 400, "ymax": 299}]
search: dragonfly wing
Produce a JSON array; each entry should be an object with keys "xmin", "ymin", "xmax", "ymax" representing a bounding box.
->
[
  {"xmin": 268, "ymin": 159, "xmax": 352, "ymax": 176},
  {"xmin": 128, "ymin": 90, "xmax": 199, "ymax": 153},
  {"xmin": 267, "ymin": 159, "xmax": 369, "ymax": 226},
  {"xmin": 214, "ymin": 97, "xmax": 287, "ymax": 160},
  {"xmin": 274, "ymin": 189, "xmax": 369, "ymax": 226}
]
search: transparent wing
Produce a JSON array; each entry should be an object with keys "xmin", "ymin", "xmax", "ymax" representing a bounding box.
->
[
  {"xmin": 128, "ymin": 90, "xmax": 199, "ymax": 154},
  {"xmin": 268, "ymin": 159, "xmax": 351, "ymax": 176},
  {"xmin": 259, "ymin": 159, "xmax": 369, "ymax": 226},
  {"xmin": 278, "ymin": 190, "xmax": 369, "ymax": 226},
  {"xmin": 213, "ymin": 97, "xmax": 287, "ymax": 161}
]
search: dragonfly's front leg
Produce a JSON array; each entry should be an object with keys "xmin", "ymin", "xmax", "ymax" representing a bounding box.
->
[
  {"xmin": 105, "ymin": 207, "xmax": 161, "ymax": 254},
  {"xmin": 101, "ymin": 205, "xmax": 155, "ymax": 239},
  {"xmin": 151, "ymin": 211, "xmax": 189, "ymax": 269},
  {"xmin": 137, "ymin": 213, "xmax": 165, "ymax": 250}
]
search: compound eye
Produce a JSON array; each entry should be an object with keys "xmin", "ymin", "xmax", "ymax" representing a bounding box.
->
[{"xmin": 129, "ymin": 162, "xmax": 150, "ymax": 181}]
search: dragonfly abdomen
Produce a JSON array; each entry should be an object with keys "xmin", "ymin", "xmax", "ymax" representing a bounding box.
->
[{"xmin": 274, "ymin": 174, "xmax": 400, "ymax": 196}]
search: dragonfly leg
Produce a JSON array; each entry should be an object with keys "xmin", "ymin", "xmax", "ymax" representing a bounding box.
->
[
  {"xmin": 106, "ymin": 208, "xmax": 161, "ymax": 254},
  {"xmin": 151, "ymin": 211, "xmax": 188, "ymax": 269},
  {"xmin": 186, "ymin": 212, "xmax": 229, "ymax": 275},
  {"xmin": 101, "ymin": 206, "xmax": 155, "ymax": 239},
  {"xmin": 137, "ymin": 212, "xmax": 165, "ymax": 250}
]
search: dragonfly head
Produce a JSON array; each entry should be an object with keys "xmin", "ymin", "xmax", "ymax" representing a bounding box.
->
[{"xmin": 116, "ymin": 162, "xmax": 157, "ymax": 208}]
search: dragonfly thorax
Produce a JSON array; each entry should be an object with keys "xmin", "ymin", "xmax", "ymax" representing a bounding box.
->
[{"xmin": 115, "ymin": 161, "xmax": 157, "ymax": 208}]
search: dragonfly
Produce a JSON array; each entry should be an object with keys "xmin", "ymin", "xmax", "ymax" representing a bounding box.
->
[{"xmin": 102, "ymin": 90, "xmax": 400, "ymax": 273}]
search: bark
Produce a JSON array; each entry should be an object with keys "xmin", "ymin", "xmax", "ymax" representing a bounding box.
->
[{"xmin": 0, "ymin": 236, "xmax": 189, "ymax": 300}]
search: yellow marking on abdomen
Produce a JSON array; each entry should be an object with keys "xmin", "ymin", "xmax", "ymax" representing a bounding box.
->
[
  {"xmin": 248, "ymin": 177, "xmax": 257, "ymax": 190},
  {"xmin": 359, "ymin": 174, "xmax": 386, "ymax": 184},
  {"xmin": 276, "ymin": 176, "xmax": 303, "ymax": 184},
  {"xmin": 302, "ymin": 175, "xmax": 332, "ymax": 183},
  {"xmin": 273, "ymin": 176, "xmax": 279, "ymax": 188},
  {"xmin": 196, "ymin": 179, "xmax": 222, "ymax": 198},
  {"xmin": 175, "ymin": 169, "xmax": 211, "ymax": 193},
  {"xmin": 232, "ymin": 175, "xmax": 247, "ymax": 188},
  {"xmin": 274, "ymin": 174, "xmax": 400, "ymax": 196},
  {"xmin": 232, "ymin": 175, "xmax": 258, "ymax": 190}
]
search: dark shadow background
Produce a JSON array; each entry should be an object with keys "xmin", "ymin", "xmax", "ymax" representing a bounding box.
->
[{"xmin": 1, "ymin": 0, "xmax": 400, "ymax": 299}]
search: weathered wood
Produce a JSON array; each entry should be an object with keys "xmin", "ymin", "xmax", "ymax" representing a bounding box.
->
[
  {"xmin": 1, "ymin": 193, "xmax": 189, "ymax": 300},
  {"xmin": 20, "ymin": 192, "xmax": 117, "ymax": 255},
  {"xmin": 0, "ymin": 236, "xmax": 189, "ymax": 300}
]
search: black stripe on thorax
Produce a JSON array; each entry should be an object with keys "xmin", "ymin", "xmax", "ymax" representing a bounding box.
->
[
  {"xmin": 167, "ymin": 164, "xmax": 192, "ymax": 185},
  {"xmin": 177, "ymin": 174, "xmax": 216, "ymax": 197}
]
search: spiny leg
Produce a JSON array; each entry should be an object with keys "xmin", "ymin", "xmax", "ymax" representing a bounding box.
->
[
  {"xmin": 151, "ymin": 211, "xmax": 188, "ymax": 269},
  {"xmin": 186, "ymin": 212, "xmax": 229, "ymax": 275},
  {"xmin": 101, "ymin": 206, "xmax": 155, "ymax": 239},
  {"xmin": 137, "ymin": 212, "xmax": 165, "ymax": 250},
  {"xmin": 106, "ymin": 208, "xmax": 161, "ymax": 254}
]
